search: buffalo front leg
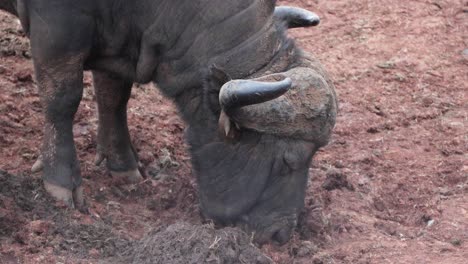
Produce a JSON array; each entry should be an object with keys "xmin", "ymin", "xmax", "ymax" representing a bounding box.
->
[
  {"xmin": 33, "ymin": 59, "xmax": 85, "ymax": 209},
  {"xmin": 93, "ymin": 71, "xmax": 142, "ymax": 184},
  {"xmin": 26, "ymin": 3, "xmax": 95, "ymax": 210}
]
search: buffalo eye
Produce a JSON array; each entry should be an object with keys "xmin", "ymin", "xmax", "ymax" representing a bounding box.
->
[{"xmin": 203, "ymin": 65, "xmax": 231, "ymax": 115}]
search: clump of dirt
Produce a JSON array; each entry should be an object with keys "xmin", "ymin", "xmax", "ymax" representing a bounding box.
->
[
  {"xmin": 0, "ymin": 170, "xmax": 129, "ymax": 262},
  {"xmin": 50, "ymin": 220, "xmax": 130, "ymax": 258},
  {"xmin": 321, "ymin": 168, "xmax": 354, "ymax": 191},
  {"xmin": 123, "ymin": 222, "xmax": 272, "ymax": 264},
  {"xmin": 0, "ymin": 170, "xmax": 58, "ymax": 237}
]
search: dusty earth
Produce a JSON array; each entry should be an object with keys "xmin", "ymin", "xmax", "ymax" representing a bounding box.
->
[
  {"xmin": 0, "ymin": 0, "xmax": 467, "ymax": 263},
  {"xmin": 121, "ymin": 222, "xmax": 272, "ymax": 264}
]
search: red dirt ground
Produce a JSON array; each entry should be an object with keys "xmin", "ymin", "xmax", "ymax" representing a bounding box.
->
[{"xmin": 1, "ymin": 0, "xmax": 467, "ymax": 263}]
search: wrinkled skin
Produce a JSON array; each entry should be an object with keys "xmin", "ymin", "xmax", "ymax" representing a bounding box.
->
[
  {"xmin": 180, "ymin": 48, "xmax": 336, "ymax": 244},
  {"xmin": 1, "ymin": 0, "xmax": 337, "ymax": 244}
]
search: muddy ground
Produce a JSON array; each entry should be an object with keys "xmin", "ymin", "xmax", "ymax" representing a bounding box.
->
[{"xmin": 0, "ymin": 0, "xmax": 467, "ymax": 263}]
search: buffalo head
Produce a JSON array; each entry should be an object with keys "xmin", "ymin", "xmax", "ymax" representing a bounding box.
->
[{"xmin": 175, "ymin": 6, "xmax": 337, "ymax": 245}]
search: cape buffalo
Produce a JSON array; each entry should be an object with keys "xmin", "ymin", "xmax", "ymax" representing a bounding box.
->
[{"xmin": 1, "ymin": 0, "xmax": 337, "ymax": 244}]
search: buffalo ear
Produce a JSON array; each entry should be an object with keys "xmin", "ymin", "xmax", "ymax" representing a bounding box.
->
[
  {"xmin": 208, "ymin": 64, "xmax": 231, "ymax": 87},
  {"xmin": 203, "ymin": 65, "xmax": 232, "ymax": 114},
  {"xmin": 206, "ymin": 66, "xmax": 241, "ymax": 142}
]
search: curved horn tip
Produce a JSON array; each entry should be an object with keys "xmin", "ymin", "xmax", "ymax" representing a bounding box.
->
[
  {"xmin": 282, "ymin": 77, "xmax": 293, "ymax": 86},
  {"xmin": 274, "ymin": 6, "xmax": 320, "ymax": 28}
]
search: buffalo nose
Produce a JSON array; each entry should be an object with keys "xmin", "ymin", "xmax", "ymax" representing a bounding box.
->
[{"xmin": 272, "ymin": 227, "xmax": 292, "ymax": 245}]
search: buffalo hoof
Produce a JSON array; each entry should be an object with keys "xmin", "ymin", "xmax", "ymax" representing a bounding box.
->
[
  {"xmin": 31, "ymin": 156, "xmax": 44, "ymax": 173},
  {"xmin": 271, "ymin": 227, "xmax": 293, "ymax": 245},
  {"xmin": 44, "ymin": 181, "xmax": 86, "ymax": 211},
  {"xmin": 110, "ymin": 169, "xmax": 143, "ymax": 184},
  {"xmin": 94, "ymin": 152, "xmax": 105, "ymax": 166}
]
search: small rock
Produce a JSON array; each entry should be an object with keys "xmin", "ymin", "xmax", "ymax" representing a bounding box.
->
[
  {"xmin": 427, "ymin": 219, "xmax": 435, "ymax": 227},
  {"xmin": 333, "ymin": 160, "xmax": 345, "ymax": 169},
  {"xmin": 296, "ymin": 241, "xmax": 318, "ymax": 257},
  {"xmin": 22, "ymin": 50, "xmax": 32, "ymax": 59},
  {"xmin": 373, "ymin": 198, "xmax": 386, "ymax": 212},
  {"xmin": 394, "ymin": 72, "xmax": 406, "ymax": 82},
  {"xmin": 422, "ymin": 97, "xmax": 434, "ymax": 107},
  {"xmin": 439, "ymin": 187, "xmax": 453, "ymax": 196},
  {"xmin": 377, "ymin": 61, "xmax": 396, "ymax": 69},
  {"xmin": 462, "ymin": 49, "xmax": 468, "ymax": 60}
]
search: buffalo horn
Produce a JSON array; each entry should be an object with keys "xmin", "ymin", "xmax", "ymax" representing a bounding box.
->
[
  {"xmin": 219, "ymin": 78, "xmax": 292, "ymax": 111},
  {"xmin": 274, "ymin": 6, "xmax": 320, "ymax": 28}
]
